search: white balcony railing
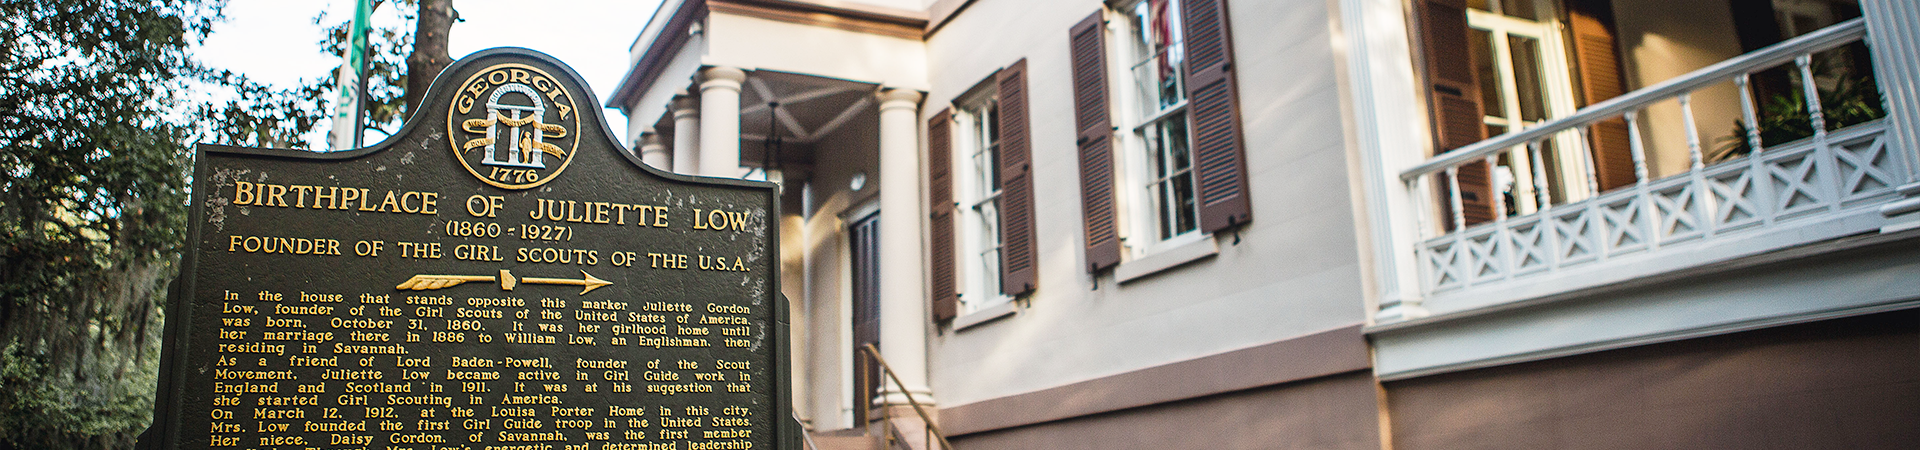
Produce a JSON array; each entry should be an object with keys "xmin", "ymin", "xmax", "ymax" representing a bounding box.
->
[{"xmin": 1397, "ymin": 18, "xmax": 1912, "ymax": 313}]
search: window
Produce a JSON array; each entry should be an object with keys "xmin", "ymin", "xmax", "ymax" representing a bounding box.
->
[
  {"xmin": 954, "ymin": 87, "xmax": 1010, "ymax": 311},
  {"xmin": 1466, "ymin": 0, "xmax": 1583, "ymax": 215},
  {"xmin": 1121, "ymin": 0, "xmax": 1205, "ymax": 252},
  {"xmin": 1069, "ymin": 1, "xmax": 1244, "ymax": 277},
  {"xmin": 1419, "ymin": 0, "xmax": 1611, "ymax": 226},
  {"xmin": 931, "ymin": 62, "xmax": 1036, "ymax": 321}
]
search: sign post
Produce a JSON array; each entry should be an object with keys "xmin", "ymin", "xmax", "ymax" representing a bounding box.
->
[{"xmin": 141, "ymin": 48, "xmax": 799, "ymax": 450}]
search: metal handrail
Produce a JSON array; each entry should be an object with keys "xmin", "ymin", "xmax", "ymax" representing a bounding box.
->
[
  {"xmin": 859, "ymin": 343, "xmax": 955, "ymax": 450},
  {"xmin": 877, "ymin": 416, "xmax": 911, "ymax": 449},
  {"xmin": 1402, "ymin": 18, "xmax": 1868, "ymax": 181},
  {"xmin": 796, "ymin": 412, "xmax": 820, "ymax": 450}
]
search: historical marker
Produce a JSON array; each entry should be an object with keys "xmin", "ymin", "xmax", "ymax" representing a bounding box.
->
[{"xmin": 141, "ymin": 48, "xmax": 797, "ymax": 450}]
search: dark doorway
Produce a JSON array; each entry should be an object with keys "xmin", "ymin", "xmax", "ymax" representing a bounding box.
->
[{"xmin": 848, "ymin": 213, "xmax": 881, "ymax": 425}]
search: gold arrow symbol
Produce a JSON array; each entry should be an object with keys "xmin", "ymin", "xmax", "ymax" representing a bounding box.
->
[
  {"xmin": 396, "ymin": 269, "xmax": 608, "ymax": 295},
  {"xmin": 520, "ymin": 270, "xmax": 613, "ymax": 295}
]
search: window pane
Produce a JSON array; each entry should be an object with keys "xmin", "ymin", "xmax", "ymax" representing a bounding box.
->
[
  {"xmin": 1168, "ymin": 113, "xmax": 1195, "ymax": 237},
  {"xmin": 1153, "ymin": 181, "xmax": 1177, "ymax": 240},
  {"xmin": 984, "ymin": 144, "xmax": 1002, "ymax": 192},
  {"xmin": 980, "ymin": 247, "xmax": 1001, "ymax": 295},
  {"xmin": 1170, "ymin": 168, "xmax": 1197, "ymax": 236},
  {"xmin": 976, "ymin": 199, "xmax": 1002, "ymax": 295},
  {"xmin": 976, "ymin": 103, "xmax": 1002, "ymax": 192},
  {"xmin": 1509, "ymin": 35, "xmax": 1548, "ymax": 122},
  {"xmin": 1131, "ymin": 1, "xmax": 1155, "ymax": 61},
  {"xmin": 1149, "ymin": 133, "xmax": 1171, "ymax": 181},
  {"xmin": 1498, "ymin": 0, "xmax": 1538, "ymax": 20},
  {"xmin": 985, "ymin": 102, "xmax": 1001, "ymax": 148},
  {"xmin": 1145, "ymin": 113, "xmax": 1197, "ymax": 240},
  {"xmin": 1537, "ymin": 136, "xmax": 1567, "ymax": 205},
  {"xmin": 960, "ymin": 96, "xmax": 1006, "ymax": 301},
  {"xmin": 1165, "ymin": 114, "xmax": 1192, "ymax": 174},
  {"xmin": 1131, "ymin": 0, "xmax": 1186, "ymax": 114},
  {"xmin": 1145, "ymin": 114, "xmax": 1188, "ymax": 181},
  {"xmin": 1471, "ymin": 29, "xmax": 1504, "ymax": 120}
]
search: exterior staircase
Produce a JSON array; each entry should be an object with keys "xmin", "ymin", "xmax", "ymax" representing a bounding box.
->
[
  {"xmin": 807, "ymin": 344, "xmax": 953, "ymax": 450},
  {"xmin": 805, "ymin": 428, "xmax": 884, "ymax": 450}
]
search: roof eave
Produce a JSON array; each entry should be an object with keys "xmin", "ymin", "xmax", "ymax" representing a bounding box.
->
[{"xmin": 606, "ymin": 0, "xmax": 707, "ymax": 110}]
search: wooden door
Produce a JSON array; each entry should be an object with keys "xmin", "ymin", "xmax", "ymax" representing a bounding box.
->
[{"xmin": 848, "ymin": 214, "xmax": 881, "ymax": 424}]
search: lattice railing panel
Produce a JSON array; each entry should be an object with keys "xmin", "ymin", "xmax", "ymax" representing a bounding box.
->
[
  {"xmin": 1419, "ymin": 123, "xmax": 1897, "ymax": 294},
  {"xmin": 1410, "ymin": 20, "xmax": 1910, "ymax": 297}
]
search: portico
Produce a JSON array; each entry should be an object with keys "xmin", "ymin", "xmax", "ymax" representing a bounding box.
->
[{"xmin": 605, "ymin": 0, "xmax": 935, "ymax": 437}]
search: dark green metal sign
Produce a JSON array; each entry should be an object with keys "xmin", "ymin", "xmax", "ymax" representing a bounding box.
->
[{"xmin": 142, "ymin": 48, "xmax": 796, "ymax": 450}]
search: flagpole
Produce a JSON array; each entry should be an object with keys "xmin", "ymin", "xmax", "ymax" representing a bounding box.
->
[
  {"xmin": 328, "ymin": 0, "xmax": 374, "ymax": 151},
  {"xmin": 354, "ymin": 25, "xmax": 371, "ymax": 149}
]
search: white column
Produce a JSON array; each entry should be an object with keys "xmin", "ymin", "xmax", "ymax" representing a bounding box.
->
[
  {"xmin": 698, "ymin": 66, "xmax": 748, "ymax": 178},
  {"xmin": 1861, "ymin": 0, "xmax": 1920, "ymax": 182},
  {"xmin": 638, "ymin": 130, "xmax": 669, "ymax": 170},
  {"xmin": 1340, "ymin": 0, "xmax": 1430, "ymax": 322},
  {"xmin": 1862, "ymin": 0, "xmax": 1920, "ymax": 233},
  {"xmin": 874, "ymin": 88, "xmax": 932, "ymax": 407},
  {"xmin": 671, "ymin": 95, "xmax": 701, "ymax": 175}
]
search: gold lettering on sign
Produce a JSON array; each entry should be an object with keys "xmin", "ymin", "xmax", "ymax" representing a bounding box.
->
[
  {"xmin": 232, "ymin": 181, "xmax": 438, "ymax": 215},
  {"xmin": 202, "ymin": 142, "xmax": 777, "ymax": 448},
  {"xmin": 526, "ymin": 198, "xmax": 672, "ymax": 227},
  {"xmin": 227, "ymin": 235, "xmax": 344, "ymax": 255},
  {"xmin": 690, "ymin": 208, "xmax": 749, "ymax": 232}
]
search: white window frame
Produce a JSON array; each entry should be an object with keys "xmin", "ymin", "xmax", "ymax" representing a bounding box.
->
[
  {"xmin": 1465, "ymin": 2, "xmax": 1593, "ymax": 207},
  {"xmin": 952, "ymin": 85, "xmax": 1012, "ymax": 313},
  {"xmin": 1113, "ymin": 0, "xmax": 1211, "ymax": 260}
]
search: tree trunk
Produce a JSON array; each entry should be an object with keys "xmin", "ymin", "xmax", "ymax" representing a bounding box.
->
[{"xmin": 406, "ymin": 0, "xmax": 455, "ymax": 120}]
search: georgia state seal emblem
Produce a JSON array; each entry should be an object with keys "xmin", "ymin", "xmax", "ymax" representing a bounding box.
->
[{"xmin": 448, "ymin": 63, "xmax": 580, "ymax": 189}]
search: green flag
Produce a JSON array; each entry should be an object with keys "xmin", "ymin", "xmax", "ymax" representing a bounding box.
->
[{"xmin": 328, "ymin": 0, "xmax": 373, "ymax": 150}]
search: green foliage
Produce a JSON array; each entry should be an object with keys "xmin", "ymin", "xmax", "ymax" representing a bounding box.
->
[
  {"xmin": 1711, "ymin": 49, "xmax": 1887, "ymax": 163},
  {"xmin": 0, "ymin": 0, "xmax": 213, "ymax": 448},
  {"xmin": 317, "ymin": 0, "xmax": 420, "ymax": 139},
  {"xmin": 192, "ymin": 0, "xmax": 418, "ymax": 149},
  {"xmin": 193, "ymin": 70, "xmax": 333, "ymax": 149},
  {"xmin": 0, "ymin": 1, "xmax": 427, "ymax": 446},
  {"xmin": 1, "ymin": 341, "xmax": 161, "ymax": 450},
  {"xmin": 0, "ymin": 0, "xmax": 388, "ymax": 446}
]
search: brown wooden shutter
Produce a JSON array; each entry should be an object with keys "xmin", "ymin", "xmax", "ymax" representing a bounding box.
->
[
  {"xmin": 1417, "ymin": 0, "xmax": 1494, "ymax": 229},
  {"xmin": 996, "ymin": 60, "xmax": 1037, "ymax": 297},
  {"xmin": 1070, "ymin": 11, "xmax": 1122, "ymax": 273},
  {"xmin": 1180, "ymin": 0, "xmax": 1252, "ymax": 234},
  {"xmin": 1569, "ymin": 0, "xmax": 1633, "ymax": 191},
  {"xmin": 926, "ymin": 108, "xmax": 958, "ymax": 322}
]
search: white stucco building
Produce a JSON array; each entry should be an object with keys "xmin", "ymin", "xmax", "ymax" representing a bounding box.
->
[{"xmin": 609, "ymin": 0, "xmax": 1920, "ymax": 447}]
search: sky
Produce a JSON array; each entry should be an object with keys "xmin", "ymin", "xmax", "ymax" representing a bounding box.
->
[{"xmin": 193, "ymin": 0, "xmax": 664, "ymax": 149}]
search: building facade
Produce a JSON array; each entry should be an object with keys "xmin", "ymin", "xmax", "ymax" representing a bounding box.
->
[{"xmin": 607, "ymin": 0, "xmax": 1920, "ymax": 448}]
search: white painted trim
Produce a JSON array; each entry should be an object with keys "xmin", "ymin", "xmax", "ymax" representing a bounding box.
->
[
  {"xmin": 1114, "ymin": 234, "xmax": 1218, "ymax": 284},
  {"xmin": 1883, "ymin": 183, "xmax": 1920, "ymax": 233},
  {"xmin": 1860, "ymin": 0, "xmax": 1920, "ymax": 182},
  {"xmin": 1377, "ymin": 298, "xmax": 1920, "ymax": 381},
  {"xmin": 840, "ymin": 197, "xmax": 881, "ymax": 223},
  {"xmin": 950, "ymin": 300, "xmax": 1018, "ymax": 331},
  {"xmin": 835, "ymin": 220, "xmax": 857, "ymax": 429},
  {"xmin": 1371, "ymin": 226, "xmax": 1920, "ymax": 379},
  {"xmin": 1396, "ymin": 120, "xmax": 1907, "ymax": 320},
  {"xmin": 1409, "ymin": 204, "xmax": 1895, "ymax": 321},
  {"xmin": 1337, "ymin": 0, "xmax": 1431, "ymax": 322}
]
